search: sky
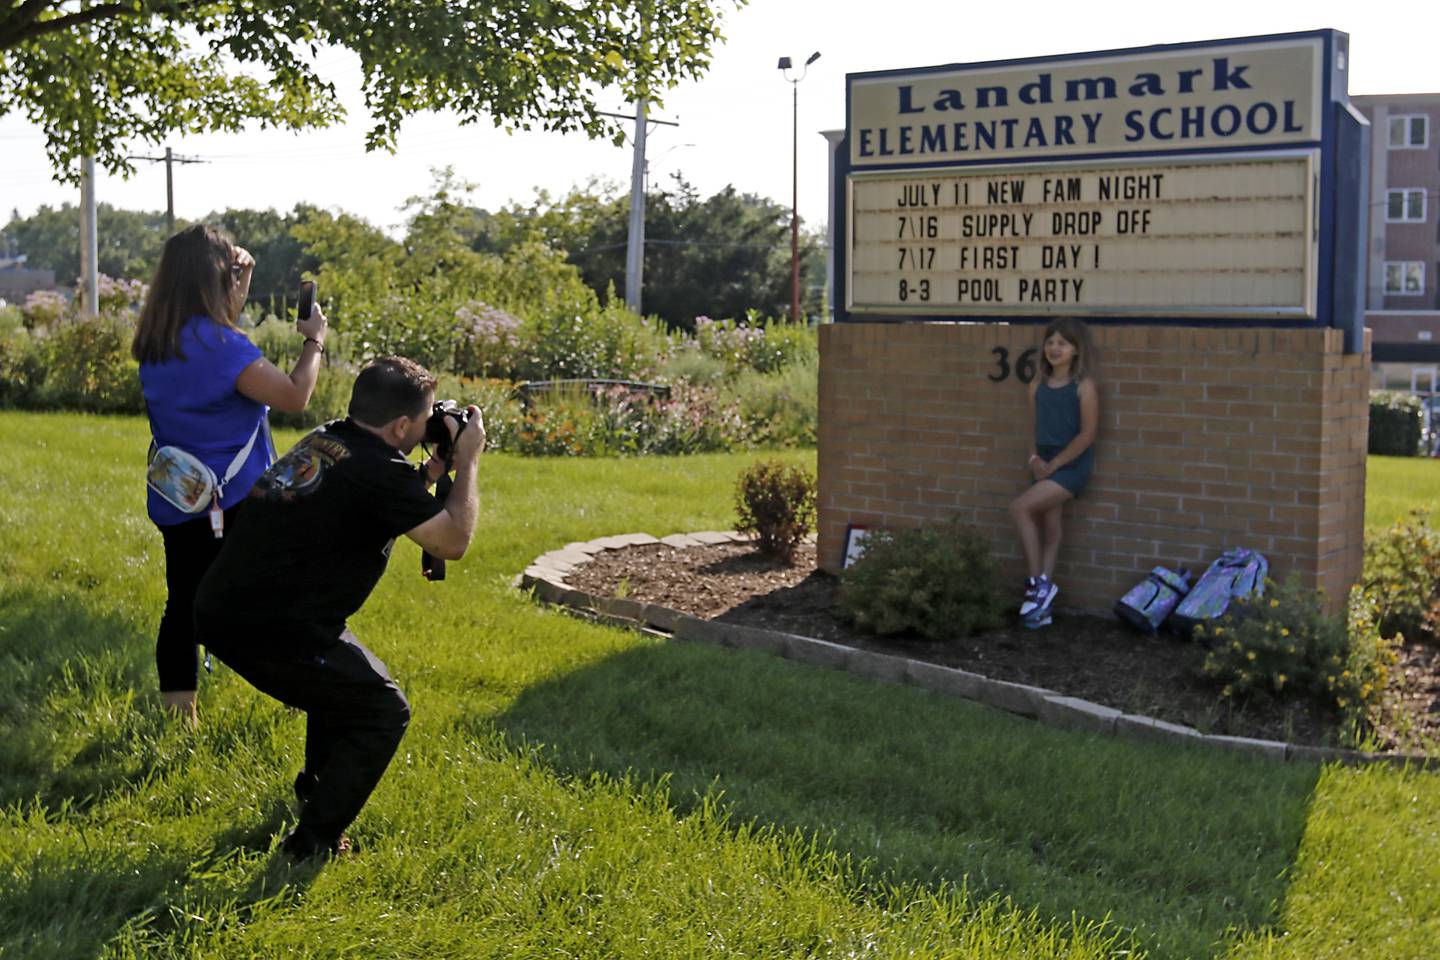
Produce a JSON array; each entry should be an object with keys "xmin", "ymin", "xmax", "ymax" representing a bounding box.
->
[{"xmin": 1, "ymin": 0, "xmax": 1437, "ymax": 237}]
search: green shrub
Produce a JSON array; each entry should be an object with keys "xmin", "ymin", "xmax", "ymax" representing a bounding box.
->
[
  {"xmin": 432, "ymin": 374, "xmax": 525, "ymax": 454},
  {"xmin": 1361, "ymin": 508, "xmax": 1440, "ymax": 645},
  {"xmin": 658, "ymin": 344, "xmax": 728, "ymax": 386},
  {"xmin": 1196, "ymin": 577, "xmax": 1397, "ymax": 724},
  {"xmin": 37, "ymin": 315, "xmax": 143, "ymax": 413},
  {"xmin": 733, "ymin": 459, "xmax": 816, "ymax": 562},
  {"xmin": 731, "ymin": 353, "xmax": 818, "ymax": 448},
  {"xmin": 0, "ymin": 304, "xmax": 24, "ymax": 338},
  {"xmin": 1369, "ymin": 391, "xmax": 1423, "ymax": 456},
  {"xmin": 837, "ymin": 518, "xmax": 1004, "ymax": 642},
  {"xmin": 0, "ymin": 331, "xmax": 49, "ymax": 407},
  {"xmin": 268, "ymin": 362, "xmax": 357, "ymax": 429},
  {"xmin": 516, "ymin": 296, "xmax": 673, "ymax": 382},
  {"xmin": 249, "ymin": 315, "xmax": 358, "ymax": 370}
]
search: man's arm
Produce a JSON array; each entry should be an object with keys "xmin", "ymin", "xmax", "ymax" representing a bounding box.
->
[{"xmin": 405, "ymin": 406, "xmax": 485, "ymax": 561}]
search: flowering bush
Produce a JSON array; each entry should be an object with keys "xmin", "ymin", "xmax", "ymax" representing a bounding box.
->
[
  {"xmin": 694, "ymin": 313, "xmax": 817, "ymax": 376},
  {"xmin": 1197, "ymin": 577, "xmax": 1397, "ymax": 723},
  {"xmin": 95, "ymin": 275, "xmax": 147, "ymax": 315},
  {"xmin": 22, "ymin": 290, "xmax": 68, "ymax": 329},
  {"xmin": 453, "ymin": 301, "xmax": 523, "ymax": 379},
  {"xmin": 509, "ymin": 382, "xmax": 740, "ymax": 457}
]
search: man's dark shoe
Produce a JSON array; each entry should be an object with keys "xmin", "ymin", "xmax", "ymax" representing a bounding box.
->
[{"xmin": 281, "ymin": 826, "xmax": 354, "ymax": 862}]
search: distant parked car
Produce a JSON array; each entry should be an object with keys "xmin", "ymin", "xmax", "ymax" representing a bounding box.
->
[{"xmin": 1422, "ymin": 396, "xmax": 1440, "ymax": 457}]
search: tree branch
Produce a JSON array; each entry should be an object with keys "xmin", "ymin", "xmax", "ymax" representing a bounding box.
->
[{"xmin": 0, "ymin": 0, "xmax": 205, "ymax": 52}]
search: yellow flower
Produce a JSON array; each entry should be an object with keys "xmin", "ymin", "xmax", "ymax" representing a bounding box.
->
[
  {"xmin": 1280, "ymin": 628, "xmax": 1290, "ymax": 637},
  {"xmin": 1246, "ymin": 651, "xmax": 1257, "ymax": 661}
]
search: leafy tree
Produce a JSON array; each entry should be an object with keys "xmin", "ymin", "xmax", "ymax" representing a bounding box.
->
[
  {"xmin": 3, "ymin": 201, "xmax": 325, "ymax": 306},
  {"xmin": 206, "ymin": 204, "xmax": 324, "ymax": 310},
  {"xmin": 2, "ymin": 203, "xmax": 168, "ymax": 285},
  {"xmin": 495, "ymin": 177, "xmax": 824, "ymax": 328},
  {"xmin": 1, "ymin": 0, "xmax": 743, "ymax": 180}
]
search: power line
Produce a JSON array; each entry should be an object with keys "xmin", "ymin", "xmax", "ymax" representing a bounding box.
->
[{"xmin": 126, "ymin": 148, "xmax": 209, "ymax": 234}]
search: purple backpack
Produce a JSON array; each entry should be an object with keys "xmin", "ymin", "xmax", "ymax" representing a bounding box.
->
[
  {"xmin": 1114, "ymin": 567, "xmax": 1191, "ymax": 634},
  {"xmin": 1170, "ymin": 549, "xmax": 1268, "ymax": 637}
]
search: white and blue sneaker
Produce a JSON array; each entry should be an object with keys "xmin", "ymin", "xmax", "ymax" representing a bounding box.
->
[
  {"xmin": 1019, "ymin": 575, "xmax": 1059, "ymax": 618},
  {"xmin": 1023, "ymin": 611, "xmax": 1052, "ymax": 629}
]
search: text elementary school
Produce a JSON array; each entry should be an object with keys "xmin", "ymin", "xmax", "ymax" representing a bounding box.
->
[{"xmin": 817, "ymin": 30, "xmax": 1371, "ymax": 615}]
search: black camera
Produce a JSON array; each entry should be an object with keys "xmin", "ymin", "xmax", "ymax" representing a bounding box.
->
[
  {"xmin": 420, "ymin": 400, "xmax": 471, "ymax": 583},
  {"xmin": 423, "ymin": 400, "xmax": 472, "ymax": 467}
]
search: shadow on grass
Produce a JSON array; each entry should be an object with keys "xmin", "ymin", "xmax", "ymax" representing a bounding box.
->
[
  {"xmin": 493, "ymin": 638, "xmax": 1321, "ymax": 960},
  {"xmin": 0, "ymin": 585, "xmax": 172, "ymax": 810},
  {"xmin": 0, "ymin": 809, "xmax": 319, "ymax": 960}
]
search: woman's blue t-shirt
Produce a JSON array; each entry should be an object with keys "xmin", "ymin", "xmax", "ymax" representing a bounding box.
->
[{"xmin": 140, "ymin": 316, "xmax": 270, "ymax": 526}]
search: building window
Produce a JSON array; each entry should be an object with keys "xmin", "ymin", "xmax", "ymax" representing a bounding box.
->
[
  {"xmin": 1384, "ymin": 261, "xmax": 1425, "ymax": 294},
  {"xmin": 1388, "ymin": 114, "xmax": 1429, "ymax": 148},
  {"xmin": 1386, "ymin": 189, "xmax": 1427, "ymax": 223}
]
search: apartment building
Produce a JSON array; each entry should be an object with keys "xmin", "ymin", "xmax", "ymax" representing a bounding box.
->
[{"xmin": 1352, "ymin": 93, "xmax": 1440, "ymax": 396}]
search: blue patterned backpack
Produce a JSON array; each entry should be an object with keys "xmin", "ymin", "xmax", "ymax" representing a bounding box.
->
[
  {"xmin": 1170, "ymin": 549, "xmax": 1268, "ymax": 637},
  {"xmin": 1114, "ymin": 567, "xmax": 1191, "ymax": 634}
]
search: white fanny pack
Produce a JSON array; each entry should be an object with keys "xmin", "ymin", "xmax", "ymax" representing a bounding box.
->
[{"xmin": 147, "ymin": 419, "xmax": 267, "ymax": 536}]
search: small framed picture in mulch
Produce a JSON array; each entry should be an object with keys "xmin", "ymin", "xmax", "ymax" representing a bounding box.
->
[{"xmin": 843, "ymin": 524, "xmax": 872, "ymax": 569}]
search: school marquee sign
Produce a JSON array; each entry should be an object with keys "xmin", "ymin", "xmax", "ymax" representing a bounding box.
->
[{"xmin": 834, "ymin": 31, "xmax": 1366, "ymax": 331}]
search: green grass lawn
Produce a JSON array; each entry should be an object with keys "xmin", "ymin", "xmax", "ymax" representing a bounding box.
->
[
  {"xmin": 1, "ymin": 411, "xmax": 1437, "ymax": 959},
  {"xmin": 1365, "ymin": 454, "xmax": 1440, "ymax": 533}
]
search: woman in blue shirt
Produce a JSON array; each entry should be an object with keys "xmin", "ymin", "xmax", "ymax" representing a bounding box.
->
[{"xmin": 132, "ymin": 224, "xmax": 329, "ymax": 725}]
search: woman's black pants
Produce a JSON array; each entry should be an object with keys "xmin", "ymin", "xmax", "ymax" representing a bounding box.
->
[{"xmin": 154, "ymin": 505, "xmax": 241, "ymax": 692}]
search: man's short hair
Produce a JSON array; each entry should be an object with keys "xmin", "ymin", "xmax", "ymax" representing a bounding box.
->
[{"xmin": 348, "ymin": 356, "xmax": 437, "ymax": 426}]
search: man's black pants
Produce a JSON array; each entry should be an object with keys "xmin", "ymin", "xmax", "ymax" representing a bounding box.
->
[{"xmin": 207, "ymin": 628, "xmax": 411, "ymax": 850}]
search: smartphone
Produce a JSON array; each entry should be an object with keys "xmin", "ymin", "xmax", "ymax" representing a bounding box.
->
[{"xmin": 296, "ymin": 280, "xmax": 316, "ymax": 323}]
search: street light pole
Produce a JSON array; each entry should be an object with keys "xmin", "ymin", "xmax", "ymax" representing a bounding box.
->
[{"xmin": 779, "ymin": 51, "xmax": 820, "ymax": 324}]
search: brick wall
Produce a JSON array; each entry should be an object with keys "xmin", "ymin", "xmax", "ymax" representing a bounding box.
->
[{"xmin": 817, "ymin": 323, "xmax": 1369, "ymax": 614}]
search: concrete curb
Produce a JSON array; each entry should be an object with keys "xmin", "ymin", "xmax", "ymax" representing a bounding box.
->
[{"xmin": 516, "ymin": 532, "xmax": 1439, "ymax": 771}]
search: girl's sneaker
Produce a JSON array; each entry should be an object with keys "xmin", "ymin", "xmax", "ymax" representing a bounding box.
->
[
  {"xmin": 1019, "ymin": 577, "xmax": 1041, "ymax": 617},
  {"xmin": 1023, "ymin": 611, "xmax": 1052, "ymax": 629},
  {"xmin": 1020, "ymin": 575, "xmax": 1059, "ymax": 618}
]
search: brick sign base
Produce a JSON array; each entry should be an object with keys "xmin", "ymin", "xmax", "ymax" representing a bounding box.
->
[{"xmin": 817, "ymin": 323, "xmax": 1369, "ymax": 614}]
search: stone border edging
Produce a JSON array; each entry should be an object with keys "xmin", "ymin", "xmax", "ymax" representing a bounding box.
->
[{"xmin": 514, "ymin": 532, "xmax": 1437, "ymax": 772}]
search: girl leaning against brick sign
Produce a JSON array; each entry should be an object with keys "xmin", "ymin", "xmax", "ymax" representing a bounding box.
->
[{"xmin": 1006, "ymin": 317, "xmax": 1100, "ymax": 628}]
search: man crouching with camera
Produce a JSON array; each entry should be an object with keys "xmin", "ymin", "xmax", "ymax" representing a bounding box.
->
[{"xmin": 195, "ymin": 356, "xmax": 483, "ymax": 861}]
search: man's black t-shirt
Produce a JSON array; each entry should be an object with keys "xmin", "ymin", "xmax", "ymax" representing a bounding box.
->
[{"xmin": 195, "ymin": 418, "xmax": 444, "ymax": 643}]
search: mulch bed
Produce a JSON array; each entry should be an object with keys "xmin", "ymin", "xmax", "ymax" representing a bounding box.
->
[{"xmin": 567, "ymin": 541, "xmax": 1440, "ymax": 752}]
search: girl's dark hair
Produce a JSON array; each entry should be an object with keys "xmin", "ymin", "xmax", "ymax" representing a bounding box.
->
[
  {"xmin": 349, "ymin": 356, "xmax": 438, "ymax": 426},
  {"xmin": 1039, "ymin": 317, "xmax": 1096, "ymax": 382},
  {"xmin": 131, "ymin": 224, "xmax": 239, "ymax": 364}
]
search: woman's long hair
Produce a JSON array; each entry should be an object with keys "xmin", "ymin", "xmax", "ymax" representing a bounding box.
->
[
  {"xmin": 131, "ymin": 224, "xmax": 239, "ymax": 364},
  {"xmin": 1039, "ymin": 317, "xmax": 1097, "ymax": 382}
]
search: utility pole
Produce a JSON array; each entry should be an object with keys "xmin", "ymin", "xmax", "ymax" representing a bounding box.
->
[
  {"xmin": 79, "ymin": 156, "xmax": 99, "ymax": 317},
  {"xmin": 128, "ymin": 148, "xmax": 207, "ymax": 236},
  {"xmin": 597, "ymin": 107, "xmax": 678, "ymax": 317},
  {"xmin": 625, "ymin": 96, "xmax": 647, "ymax": 315}
]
